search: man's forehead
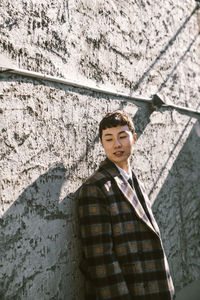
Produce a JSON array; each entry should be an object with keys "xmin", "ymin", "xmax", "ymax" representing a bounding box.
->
[{"xmin": 102, "ymin": 125, "xmax": 130, "ymax": 135}]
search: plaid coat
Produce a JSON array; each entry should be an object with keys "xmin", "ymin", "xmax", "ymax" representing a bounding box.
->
[{"xmin": 78, "ymin": 158, "xmax": 175, "ymax": 300}]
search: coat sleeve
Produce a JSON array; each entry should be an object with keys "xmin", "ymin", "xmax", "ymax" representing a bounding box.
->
[{"xmin": 78, "ymin": 183, "xmax": 132, "ymax": 300}]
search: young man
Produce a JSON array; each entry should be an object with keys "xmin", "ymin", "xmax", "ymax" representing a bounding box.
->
[{"xmin": 78, "ymin": 110, "xmax": 175, "ymax": 300}]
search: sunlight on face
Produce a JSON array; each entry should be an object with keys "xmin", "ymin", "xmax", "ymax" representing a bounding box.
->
[{"xmin": 101, "ymin": 125, "xmax": 136, "ymax": 170}]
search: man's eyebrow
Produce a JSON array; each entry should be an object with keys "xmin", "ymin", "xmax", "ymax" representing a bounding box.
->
[
  {"xmin": 118, "ymin": 130, "xmax": 127, "ymax": 134},
  {"xmin": 104, "ymin": 130, "xmax": 128, "ymax": 137}
]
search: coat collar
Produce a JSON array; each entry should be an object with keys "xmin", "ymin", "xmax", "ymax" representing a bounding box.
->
[
  {"xmin": 100, "ymin": 158, "xmax": 160, "ymax": 237},
  {"xmin": 99, "ymin": 158, "xmax": 120, "ymax": 177}
]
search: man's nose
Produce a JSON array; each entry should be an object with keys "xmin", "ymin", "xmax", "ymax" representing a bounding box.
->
[{"xmin": 114, "ymin": 138, "xmax": 121, "ymax": 147}]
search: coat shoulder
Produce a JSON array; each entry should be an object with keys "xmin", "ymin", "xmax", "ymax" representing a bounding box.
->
[
  {"xmin": 82, "ymin": 167, "xmax": 111, "ymax": 187},
  {"xmin": 77, "ymin": 164, "xmax": 114, "ymax": 202}
]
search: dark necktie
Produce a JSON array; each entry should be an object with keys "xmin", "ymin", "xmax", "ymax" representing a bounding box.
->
[{"xmin": 128, "ymin": 178, "xmax": 133, "ymax": 188}]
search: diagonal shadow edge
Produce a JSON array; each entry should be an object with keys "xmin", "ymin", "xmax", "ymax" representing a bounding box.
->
[
  {"xmin": 157, "ymin": 33, "xmax": 200, "ymax": 93},
  {"xmin": 152, "ymin": 123, "xmax": 200, "ymax": 292},
  {"xmin": 131, "ymin": 5, "xmax": 199, "ymax": 92},
  {"xmin": 149, "ymin": 104, "xmax": 200, "ymax": 199},
  {"xmin": 0, "ymin": 163, "xmax": 67, "ymax": 220}
]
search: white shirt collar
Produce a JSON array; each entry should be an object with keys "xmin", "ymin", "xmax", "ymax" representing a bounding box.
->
[{"xmin": 115, "ymin": 164, "xmax": 132, "ymax": 181}]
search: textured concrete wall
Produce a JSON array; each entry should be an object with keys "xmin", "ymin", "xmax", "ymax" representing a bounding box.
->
[{"xmin": 0, "ymin": 0, "xmax": 200, "ymax": 299}]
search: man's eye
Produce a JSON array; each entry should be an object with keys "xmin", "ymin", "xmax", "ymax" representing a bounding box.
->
[
  {"xmin": 120, "ymin": 136, "xmax": 127, "ymax": 139},
  {"xmin": 106, "ymin": 139, "xmax": 112, "ymax": 142}
]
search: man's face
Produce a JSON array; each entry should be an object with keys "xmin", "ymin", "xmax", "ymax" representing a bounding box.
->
[{"xmin": 101, "ymin": 125, "xmax": 136, "ymax": 168}]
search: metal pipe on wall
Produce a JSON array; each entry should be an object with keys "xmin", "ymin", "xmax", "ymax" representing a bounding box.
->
[{"xmin": 0, "ymin": 67, "xmax": 200, "ymax": 116}]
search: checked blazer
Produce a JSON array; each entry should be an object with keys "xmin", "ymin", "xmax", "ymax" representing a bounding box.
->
[{"xmin": 78, "ymin": 158, "xmax": 175, "ymax": 300}]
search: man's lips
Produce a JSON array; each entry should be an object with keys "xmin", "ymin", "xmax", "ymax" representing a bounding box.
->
[{"xmin": 113, "ymin": 151, "xmax": 124, "ymax": 157}]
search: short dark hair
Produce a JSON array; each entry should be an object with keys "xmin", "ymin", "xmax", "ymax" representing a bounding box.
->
[{"xmin": 99, "ymin": 110, "xmax": 135, "ymax": 140}]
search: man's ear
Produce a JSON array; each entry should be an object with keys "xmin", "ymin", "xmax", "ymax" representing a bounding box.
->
[{"xmin": 133, "ymin": 133, "xmax": 137, "ymax": 142}]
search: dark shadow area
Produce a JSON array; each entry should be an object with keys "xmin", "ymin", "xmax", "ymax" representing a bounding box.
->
[
  {"xmin": 0, "ymin": 163, "xmax": 83, "ymax": 300},
  {"xmin": 149, "ymin": 105, "xmax": 200, "ymax": 198},
  {"xmin": 152, "ymin": 121, "xmax": 200, "ymax": 292},
  {"xmin": 131, "ymin": 5, "xmax": 199, "ymax": 92},
  {"xmin": 148, "ymin": 116, "xmax": 192, "ymax": 198},
  {"xmin": 176, "ymin": 279, "xmax": 200, "ymax": 300},
  {"xmin": 131, "ymin": 103, "xmax": 153, "ymax": 139}
]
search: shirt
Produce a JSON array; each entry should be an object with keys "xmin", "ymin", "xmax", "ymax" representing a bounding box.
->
[
  {"xmin": 115, "ymin": 164, "xmax": 132, "ymax": 182},
  {"xmin": 115, "ymin": 163, "xmax": 153, "ymax": 224}
]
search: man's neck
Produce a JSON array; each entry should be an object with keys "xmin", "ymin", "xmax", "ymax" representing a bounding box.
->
[{"xmin": 115, "ymin": 161, "xmax": 131, "ymax": 176}]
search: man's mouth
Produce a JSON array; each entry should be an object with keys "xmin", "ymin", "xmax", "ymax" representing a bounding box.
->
[{"xmin": 114, "ymin": 151, "xmax": 124, "ymax": 157}]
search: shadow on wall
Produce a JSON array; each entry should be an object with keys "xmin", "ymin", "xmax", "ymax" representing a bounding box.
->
[
  {"xmin": 131, "ymin": 4, "xmax": 199, "ymax": 92},
  {"xmin": 0, "ymin": 163, "xmax": 84, "ymax": 300},
  {"xmin": 131, "ymin": 103, "xmax": 153, "ymax": 139},
  {"xmin": 152, "ymin": 121, "xmax": 200, "ymax": 293},
  {"xmin": 176, "ymin": 279, "xmax": 200, "ymax": 300}
]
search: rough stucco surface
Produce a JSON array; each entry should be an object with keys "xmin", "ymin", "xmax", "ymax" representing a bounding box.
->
[{"xmin": 0, "ymin": 0, "xmax": 200, "ymax": 299}]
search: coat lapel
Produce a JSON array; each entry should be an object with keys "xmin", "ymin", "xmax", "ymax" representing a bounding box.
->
[
  {"xmin": 100, "ymin": 159, "xmax": 160, "ymax": 236},
  {"xmin": 114, "ymin": 175, "xmax": 159, "ymax": 236},
  {"xmin": 136, "ymin": 178, "xmax": 161, "ymax": 236}
]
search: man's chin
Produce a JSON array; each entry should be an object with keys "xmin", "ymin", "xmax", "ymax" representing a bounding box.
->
[{"xmin": 111, "ymin": 157, "xmax": 127, "ymax": 165}]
